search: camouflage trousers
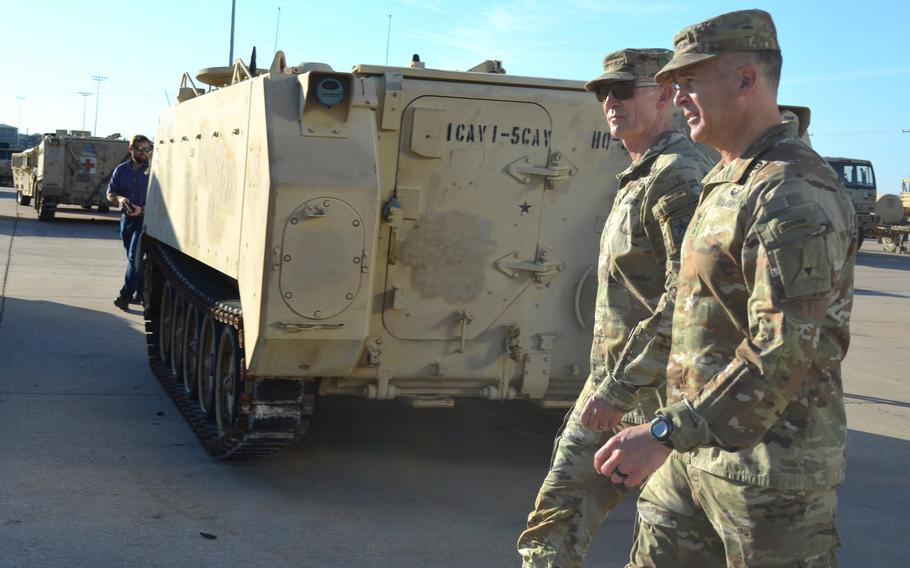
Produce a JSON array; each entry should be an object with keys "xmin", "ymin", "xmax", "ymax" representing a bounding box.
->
[
  {"xmin": 628, "ymin": 456, "xmax": 840, "ymax": 567},
  {"xmin": 517, "ymin": 396, "xmax": 633, "ymax": 568}
]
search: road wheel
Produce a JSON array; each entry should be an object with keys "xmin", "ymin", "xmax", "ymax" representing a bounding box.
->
[
  {"xmin": 16, "ymin": 190, "xmax": 31, "ymax": 206},
  {"xmin": 882, "ymin": 235, "xmax": 899, "ymax": 253},
  {"xmin": 197, "ymin": 314, "xmax": 219, "ymax": 420},
  {"xmin": 215, "ymin": 326, "xmax": 242, "ymax": 435},
  {"xmin": 169, "ymin": 293, "xmax": 187, "ymax": 383},
  {"xmin": 181, "ymin": 304, "xmax": 201, "ymax": 397},
  {"xmin": 158, "ymin": 281, "xmax": 174, "ymax": 367}
]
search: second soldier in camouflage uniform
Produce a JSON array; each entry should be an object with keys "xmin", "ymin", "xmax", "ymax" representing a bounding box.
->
[
  {"xmin": 517, "ymin": 49, "xmax": 714, "ymax": 568},
  {"xmin": 594, "ymin": 10, "xmax": 856, "ymax": 567}
]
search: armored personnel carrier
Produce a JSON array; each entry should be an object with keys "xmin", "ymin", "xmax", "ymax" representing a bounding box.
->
[
  {"xmin": 141, "ymin": 52, "xmax": 635, "ymax": 458},
  {"xmin": 11, "ymin": 130, "xmax": 127, "ymax": 221}
]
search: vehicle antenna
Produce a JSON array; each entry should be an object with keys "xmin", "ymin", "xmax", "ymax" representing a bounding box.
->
[
  {"xmin": 274, "ymin": 6, "xmax": 281, "ymax": 54},
  {"xmin": 385, "ymin": 14, "xmax": 392, "ymax": 65}
]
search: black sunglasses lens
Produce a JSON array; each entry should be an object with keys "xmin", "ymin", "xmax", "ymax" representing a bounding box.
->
[
  {"xmin": 595, "ymin": 82, "xmax": 636, "ymax": 102},
  {"xmin": 613, "ymin": 83, "xmax": 635, "ymax": 100}
]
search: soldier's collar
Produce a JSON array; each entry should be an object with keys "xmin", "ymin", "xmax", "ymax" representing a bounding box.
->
[
  {"xmin": 703, "ymin": 124, "xmax": 789, "ymax": 188},
  {"xmin": 616, "ymin": 129, "xmax": 685, "ymax": 181}
]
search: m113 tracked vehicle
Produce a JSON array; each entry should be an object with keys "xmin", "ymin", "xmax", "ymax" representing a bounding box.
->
[
  {"xmin": 142, "ymin": 51, "xmax": 635, "ymax": 458},
  {"xmin": 11, "ymin": 131, "xmax": 127, "ymax": 221}
]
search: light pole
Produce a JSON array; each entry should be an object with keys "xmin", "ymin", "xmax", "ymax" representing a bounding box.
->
[
  {"xmin": 78, "ymin": 92, "xmax": 92, "ymax": 132},
  {"xmin": 16, "ymin": 96, "xmax": 25, "ymax": 145},
  {"xmin": 229, "ymin": 0, "xmax": 236, "ymax": 65},
  {"xmin": 91, "ymin": 75, "xmax": 107, "ymax": 136}
]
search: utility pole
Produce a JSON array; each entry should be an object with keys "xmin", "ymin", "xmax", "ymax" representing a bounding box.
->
[
  {"xmin": 229, "ymin": 0, "xmax": 236, "ymax": 65},
  {"xmin": 16, "ymin": 96, "xmax": 25, "ymax": 145},
  {"xmin": 91, "ymin": 75, "xmax": 107, "ymax": 136},
  {"xmin": 78, "ymin": 92, "xmax": 92, "ymax": 132}
]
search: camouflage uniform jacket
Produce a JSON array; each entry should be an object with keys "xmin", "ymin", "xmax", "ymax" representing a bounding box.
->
[
  {"xmin": 588, "ymin": 130, "xmax": 713, "ymax": 424},
  {"xmin": 660, "ymin": 124, "xmax": 856, "ymax": 489}
]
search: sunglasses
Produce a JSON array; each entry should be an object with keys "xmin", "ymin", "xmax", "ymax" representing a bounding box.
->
[
  {"xmin": 592, "ymin": 81, "xmax": 656, "ymax": 102},
  {"xmin": 134, "ymin": 145, "xmax": 153, "ymax": 153}
]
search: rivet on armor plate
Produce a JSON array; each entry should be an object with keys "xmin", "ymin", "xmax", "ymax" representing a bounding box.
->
[
  {"xmin": 285, "ymin": 292, "xmax": 292, "ymax": 298},
  {"xmin": 352, "ymin": 219, "xmax": 360, "ymax": 227},
  {"xmin": 290, "ymin": 217, "xmax": 298, "ymax": 224},
  {"xmin": 345, "ymin": 293, "xmax": 354, "ymax": 300},
  {"xmin": 283, "ymin": 255, "xmax": 291, "ymax": 262},
  {"xmin": 353, "ymin": 257, "xmax": 361, "ymax": 264}
]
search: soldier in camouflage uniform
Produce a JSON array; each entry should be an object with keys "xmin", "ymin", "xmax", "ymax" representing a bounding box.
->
[
  {"xmin": 517, "ymin": 48, "xmax": 714, "ymax": 568},
  {"xmin": 593, "ymin": 10, "xmax": 856, "ymax": 567}
]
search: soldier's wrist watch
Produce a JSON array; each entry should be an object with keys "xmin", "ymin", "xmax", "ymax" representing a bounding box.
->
[{"xmin": 649, "ymin": 415, "xmax": 674, "ymax": 447}]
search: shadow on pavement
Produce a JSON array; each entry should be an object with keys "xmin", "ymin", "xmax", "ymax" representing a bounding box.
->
[
  {"xmin": 840, "ymin": 429, "xmax": 910, "ymax": 568},
  {"xmin": 856, "ymin": 250, "xmax": 910, "ymax": 271},
  {"xmin": 844, "ymin": 392, "xmax": 910, "ymax": 408},
  {"xmin": 0, "ymin": 296, "xmax": 148, "ymax": 390},
  {"xmin": 0, "ymin": 209, "xmax": 119, "ymax": 239},
  {"xmin": 297, "ymin": 397, "xmax": 564, "ymax": 466},
  {"xmin": 854, "ymin": 287, "xmax": 909, "ymax": 298}
]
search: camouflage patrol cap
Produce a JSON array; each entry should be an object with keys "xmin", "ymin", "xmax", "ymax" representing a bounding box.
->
[
  {"xmin": 584, "ymin": 48, "xmax": 673, "ymax": 92},
  {"xmin": 655, "ymin": 9, "xmax": 779, "ymax": 84}
]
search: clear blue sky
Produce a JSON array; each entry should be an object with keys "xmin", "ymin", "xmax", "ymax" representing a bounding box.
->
[{"xmin": 2, "ymin": 0, "xmax": 907, "ymax": 193}]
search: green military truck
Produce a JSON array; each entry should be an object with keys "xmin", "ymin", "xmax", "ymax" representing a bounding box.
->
[{"xmin": 11, "ymin": 130, "xmax": 128, "ymax": 221}]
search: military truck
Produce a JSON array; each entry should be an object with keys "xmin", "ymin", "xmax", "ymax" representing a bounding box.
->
[
  {"xmin": 824, "ymin": 157, "xmax": 877, "ymax": 244},
  {"xmin": 11, "ymin": 130, "xmax": 128, "ymax": 221}
]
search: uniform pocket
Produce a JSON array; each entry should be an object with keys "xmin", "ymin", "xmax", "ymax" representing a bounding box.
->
[
  {"xmin": 755, "ymin": 204, "xmax": 833, "ymax": 300},
  {"xmin": 653, "ymin": 187, "xmax": 699, "ymax": 258}
]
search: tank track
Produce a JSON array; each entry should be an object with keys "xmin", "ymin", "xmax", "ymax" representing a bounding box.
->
[{"xmin": 144, "ymin": 241, "xmax": 313, "ymax": 460}]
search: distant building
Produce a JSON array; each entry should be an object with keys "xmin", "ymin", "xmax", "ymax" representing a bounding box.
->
[
  {"xmin": 0, "ymin": 124, "xmax": 17, "ymax": 147},
  {"xmin": 19, "ymin": 133, "xmax": 43, "ymax": 148}
]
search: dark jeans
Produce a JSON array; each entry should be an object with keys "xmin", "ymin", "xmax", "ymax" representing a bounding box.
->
[{"xmin": 119, "ymin": 214, "xmax": 144, "ymax": 300}]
